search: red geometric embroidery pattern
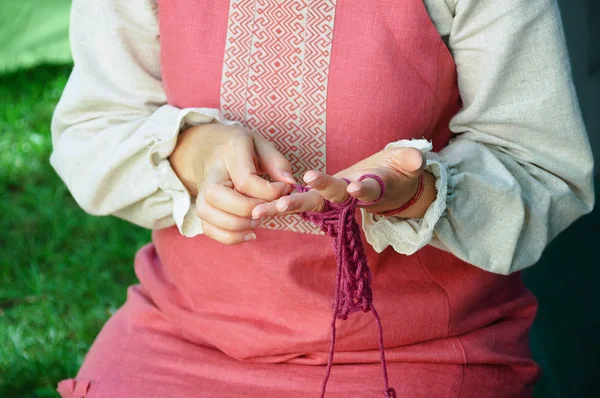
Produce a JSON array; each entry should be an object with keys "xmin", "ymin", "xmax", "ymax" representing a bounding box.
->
[{"xmin": 221, "ymin": 0, "xmax": 336, "ymax": 235}]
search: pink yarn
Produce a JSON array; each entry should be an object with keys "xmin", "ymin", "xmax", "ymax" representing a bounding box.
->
[{"xmin": 294, "ymin": 174, "xmax": 396, "ymax": 398}]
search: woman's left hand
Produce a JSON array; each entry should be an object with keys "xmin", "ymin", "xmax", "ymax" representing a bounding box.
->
[{"xmin": 251, "ymin": 147, "xmax": 437, "ymax": 220}]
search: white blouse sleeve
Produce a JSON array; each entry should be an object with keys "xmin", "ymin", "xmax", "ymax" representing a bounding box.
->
[
  {"xmin": 50, "ymin": 0, "xmax": 236, "ymax": 237},
  {"xmin": 361, "ymin": 0, "xmax": 595, "ymax": 275}
]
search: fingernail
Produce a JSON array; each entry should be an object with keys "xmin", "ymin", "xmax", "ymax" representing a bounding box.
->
[
  {"xmin": 283, "ymin": 171, "xmax": 296, "ymax": 184},
  {"xmin": 251, "ymin": 219, "xmax": 260, "ymax": 228},
  {"xmin": 304, "ymin": 173, "xmax": 317, "ymax": 183},
  {"xmin": 245, "ymin": 232, "xmax": 257, "ymax": 241},
  {"xmin": 252, "ymin": 209, "xmax": 261, "ymax": 219},
  {"xmin": 276, "ymin": 200, "xmax": 289, "ymax": 212},
  {"xmin": 347, "ymin": 184, "xmax": 360, "ymax": 193}
]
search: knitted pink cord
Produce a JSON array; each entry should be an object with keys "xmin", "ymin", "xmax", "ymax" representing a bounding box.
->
[{"xmin": 294, "ymin": 174, "xmax": 396, "ymax": 398}]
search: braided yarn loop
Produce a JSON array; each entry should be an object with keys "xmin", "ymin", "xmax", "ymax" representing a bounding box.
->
[{"xmin": 294, "ymin": 174, "xmax": 396, "ymax": 398}]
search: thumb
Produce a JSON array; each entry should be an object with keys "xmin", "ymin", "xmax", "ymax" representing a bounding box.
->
[
  {"xmin": 253, "ymin": 135, "xmax": 296, "ymax": 184},
  {"xmin": 398, "ymin": 147, "xmax": 426, "ymax": 179}
]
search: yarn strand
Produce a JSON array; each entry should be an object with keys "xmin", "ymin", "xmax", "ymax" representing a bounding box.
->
[{"xmin": 294, "ymin": 174, "xmax": 396, "ymax": 398}]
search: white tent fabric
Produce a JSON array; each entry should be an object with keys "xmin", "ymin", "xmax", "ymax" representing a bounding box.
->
[{"xmin": 0, "ymin": 0, "xmax": 72, "ymax": 73}]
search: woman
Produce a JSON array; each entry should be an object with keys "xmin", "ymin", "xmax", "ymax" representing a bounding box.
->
[{"xmin": 51, "ymin": 0, "xmax": 595, "ymax": 397}]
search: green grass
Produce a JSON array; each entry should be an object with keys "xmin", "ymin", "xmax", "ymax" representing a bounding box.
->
[{"xmin": 0, "ymin": 65, "xmax": 151, "ymax": 398}]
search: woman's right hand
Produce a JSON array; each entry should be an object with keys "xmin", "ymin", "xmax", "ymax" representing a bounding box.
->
[{"xmin": 169, "ymin": 122, "xmax": 295, "ymax": 245}]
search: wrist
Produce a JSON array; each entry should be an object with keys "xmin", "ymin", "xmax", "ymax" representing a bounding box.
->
[
  {"xmin": 391, "ymin": 170, "xmax": 436, "ymax": 219},
  {"xmin": 169, "ymin": 123, "xmax": 216, "ymax": 197}
]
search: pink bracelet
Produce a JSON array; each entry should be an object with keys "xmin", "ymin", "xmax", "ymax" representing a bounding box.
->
[{"xmin": 371, "ymin": 174, "xmax": 425, "ymax": 217}]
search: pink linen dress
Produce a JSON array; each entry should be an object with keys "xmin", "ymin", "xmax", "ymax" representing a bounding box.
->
[{"xmin": 58, "ymin": 0, "xmax": 540, "ymax": 396}]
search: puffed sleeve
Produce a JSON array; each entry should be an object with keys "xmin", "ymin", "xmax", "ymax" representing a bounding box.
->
[
  {"xmin": 50, "ymin": 0, "xmax": 237, "ymax": 237},
  {"xmin": 361, "ymin": 0, "xmax": 595, "ymax": 275}
]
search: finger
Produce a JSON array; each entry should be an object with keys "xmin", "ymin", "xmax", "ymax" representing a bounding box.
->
[
  {"xmin": 347, "ymin": 176, "xmax": 383, "ymax": 203},
  {"xmin": 277, "ymin": 190, "xmax": 325, "ymax": 213},
  {"xmin": 225, "ymin": 135, "xmax": 290, "ymax": 201},
  {"xmin": 197, "ymin": 198, "xmax": 260, "ymax": 231},
  {"xmin": 202, "ymin": 182, "xmax": 266, "ymax": 218},
  {"xmin": 252, "ymin": 191, "xmax": 324, "ymax": 218},
  {"xmin": 303, "ymin": 170, "xmax": 349, "ymax": 203},
  {"xmin": 397, "ymin": 148, "xmax": 426, "ymax": 178},
  {"xmin": 251, "ymin": 201, "xmax": 279, "ymax": 219},
  {"xmin": 254, "ymin": 135, "xmax": 296, "ymax": 184},
  {"xmin": 201, "ymin": 219, "xmax": 256, "ymax": 245}
]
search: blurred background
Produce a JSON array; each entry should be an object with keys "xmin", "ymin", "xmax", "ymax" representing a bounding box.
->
[{"xmin": 0, "ymin": 1, "xmax": 598, "ymax": 397}]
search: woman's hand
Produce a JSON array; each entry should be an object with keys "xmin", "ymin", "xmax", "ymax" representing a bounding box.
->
[
  {"xmin": 170, "ymin": 122, "xmax": 295, "ymax": 244},
  {"xmin": 251, "ymin": 147, "xmax": 437, "ymax": 220}
]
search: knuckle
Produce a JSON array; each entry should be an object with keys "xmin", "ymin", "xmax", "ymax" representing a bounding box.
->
[
  {"xmin": 312, "ymin": 195, "xmax": 326, "ymax": 212},
  {"xmin": 195, "ymin": 201, "xmax": 208, "ymax": 219},
  {"xmin": 224, "ymin": 136, "xmax": 239, "ymax": 154},
  {"xmin": 261, "ymin": 158, "xmax": 277, "ymax": 170},
  {"xmin": 270, "ymin": 157, "xmax": 288, "ymax": 168},
  {"xmin": 309, "ymin": 177, "xmax": 326, "ymax": 189},
  {"xmin": 262, "ymin": 189, "xmax": 279, "ymax": 201},
  {"xmin": 262, "ymin": 191, "xmax": 281, "ymax": 203},
  {"xmin": 330, "ymin": 192, "xmax": 348, "ymax": 203},
  {"xmin": 246, "ymin": 129, "xmax": 262, "ymax": 140},
  {"xmin": 224, "ymin": 137, "xmax": 235, "ymax": 153},
  {"xmin": 227, "ymin": 125, "xmax": 250, "ymax": 136},
  {"xmin": 202, "ymin": 225, "xmax": 215, "ymax": 240},
  {"xmin": 241, "ymin": 201, "xmax": 255, "ymax": 217},
  {"xmin": 234, "ymin": 178, "xmax": 251, "ymax": 194},
  {"xmin": 313, "ymin": 201, "xmax": 326, "ymax": 212},
  {"xmin": 236, "ymin": 126, "xmax": 253, "ymax": 136},
  {"xmin": 228, "ymin": 132, "xmax": 253, "ymax": 147},
  {"xmin": 225, "ymin": 217, "xmax": 245, "ymax": 231},
  {"xmin": 203, "ymin": 183, "xmax": 220, "ymax": 205}
]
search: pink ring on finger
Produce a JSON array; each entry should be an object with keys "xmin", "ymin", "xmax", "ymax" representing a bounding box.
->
[{"xmin": 354, "ymin": 174, "xmax": 385, "ymax": 206}]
